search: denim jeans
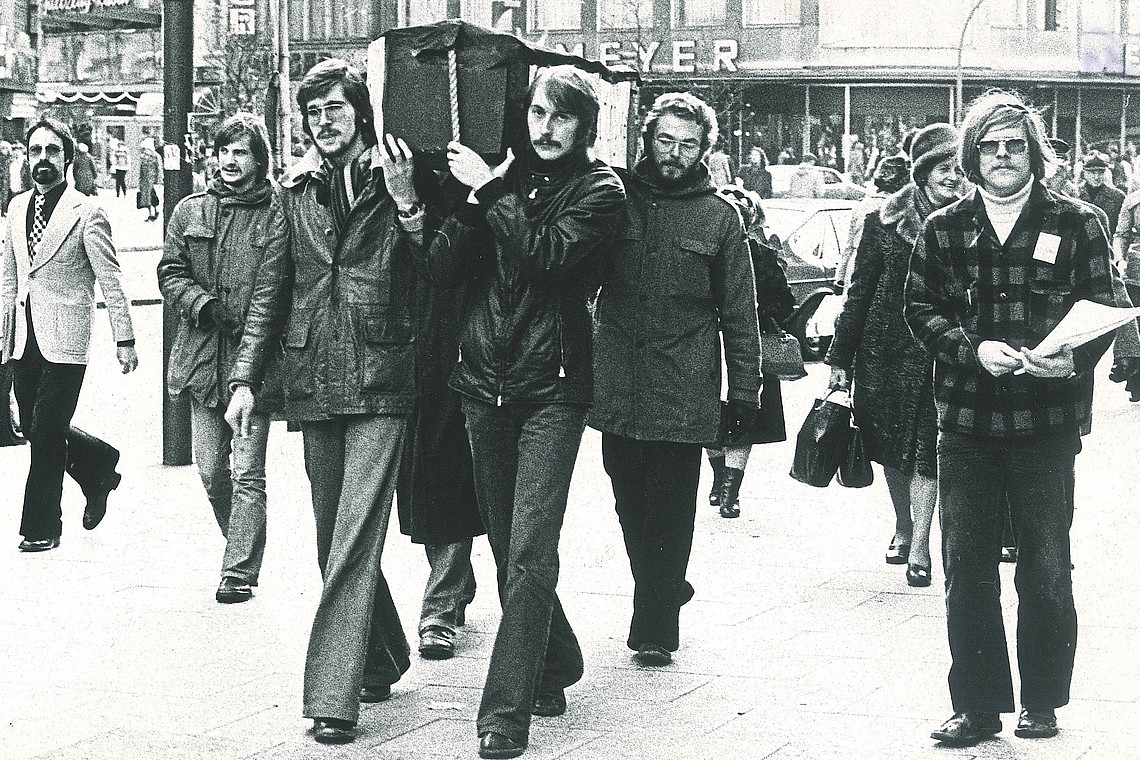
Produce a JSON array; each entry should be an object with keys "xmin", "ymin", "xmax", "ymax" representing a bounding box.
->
[
  {"xmin": 601, "ymin": 434, "xmax": 700, "ymax": 652},
  {"xmin": 462, "ymin": 398, "xmax": 586, "ymax": 743},
  {"xmin": 938, "ymin": 428, "xmax": 1080, "ymax": 713},
  {"xmin": 420, "ymin": 539, "xmax": 477, "ymax": 634},
  {"xmin": 300, "ymin": 414, "xmax": 411, "ymax": 723},
  {"xmin": 189, "ymin": 397, "xmax": 269, "ymax": 584}
]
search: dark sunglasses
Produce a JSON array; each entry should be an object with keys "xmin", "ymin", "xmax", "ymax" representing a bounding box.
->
[{"xmin": 977, "ymin": 138, "xmax": 1028, "ymax": 156}]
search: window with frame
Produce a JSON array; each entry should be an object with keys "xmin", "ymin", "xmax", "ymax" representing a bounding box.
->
[
  {"xmin": 674, "ymin": 0, "xmax": 727, "ymax": 27},
  {"xmin": 400, "ymin": 0, "xmax": 449, "ymax": 27},
  {"xmin": 530, "ymin": 0, "xmax": 582, "ymax": 31},
  {"xmin": 600, "ymin": 0, "xmax": 655, "ymax": 30},
  {"xmin": 742, "ymin": 0, "xmax": 801, "ymax": 26}
]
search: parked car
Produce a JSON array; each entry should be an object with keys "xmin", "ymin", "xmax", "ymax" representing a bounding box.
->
[
  {"xmin": 762, "ymin": 197, "xmax": 859, "ymax": 358},
  {"xmin": 768, "ymin": 165, "xmax": 868, "ymax": 200}
]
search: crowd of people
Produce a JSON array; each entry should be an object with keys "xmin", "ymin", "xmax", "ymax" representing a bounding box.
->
[{"xmin": 3, "ymin": 60, "xmax": 1138, "ymax": 760}]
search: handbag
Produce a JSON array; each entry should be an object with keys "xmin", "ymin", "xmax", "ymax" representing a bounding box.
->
[
  {"xmin": 837, "ymin": 424, "xmax": 874, "ymax": 488},
  {"xmin": 789, "ymin": 389, "xmax": 854, "ymax": 487},
  {"xmin": 760, "ymin": 324, "xmax": 807, "ymax": 381}
]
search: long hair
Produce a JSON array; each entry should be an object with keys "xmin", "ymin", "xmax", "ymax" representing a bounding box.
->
[
  {"xmin": 25, "ymin": 117, "xmax": 75, "ymax": 166},
  {"xmin": 959, "ymin": 90, "xmax": 1055, "ymax": 186},
  {"xmin": 296, "ymin": 58, "xmax": 376, "ymax": 146},
  {"xmin": 641, "ymin": 92, "xmax": 719, "ymax": 158},
  {"xmin": 526, "ymin": 65, "xmax": 600, "ymax": 149},
  {"xmin": 213, "ymin": 112, "xmax": 272, "ymax": 180}
]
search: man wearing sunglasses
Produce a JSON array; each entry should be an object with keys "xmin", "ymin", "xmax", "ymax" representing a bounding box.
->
[
  {"xmin": 590, "ymin": 92, "xmax": 760, "ymax": 668},
  {"xmin": 906, "ymin": 91, "xmax": 1127, "ymax": 747}
]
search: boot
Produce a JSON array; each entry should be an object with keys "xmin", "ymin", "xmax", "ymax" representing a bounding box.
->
[
  {"xmin": 719, "ymin": 467, "xmax": 745, "ymax": 518},
  {"xmin": 708, "ymin": 455, "xmax": 726, "ymax": 507}
]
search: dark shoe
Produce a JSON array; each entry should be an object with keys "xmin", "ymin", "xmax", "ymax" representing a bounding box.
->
[
  {"xmin": 82, "ymin": 472, "xmax": 121, "ymax": 530},
  {"xmin": 479, "ymin": 732, "xmax": 526, "ymax": 759},
  {"xmin": 1000, "ymin": 546, "xmax": 1018, "ymax": 563},
  {"xmin": 906, "ymin": 564, "xmax": 932, "ymax": 588},
  {"xmin": 313, "ymin": 718, "xmax": 355, "ymax": 744},
  {"xmin": 359, "ymin": 684, "xmax": 391, "ymax": 703},
  {"xmin": 633, "ymin": 643, "xmax": 672, "ymax": 667},
  {"xmin": 215, "ymin": 577, "xmax": 253, "ymax": 604},
  {"xmin": 18, "ymin": 537, "xmax": 60, "ymax": 552},
  {"xmin": 1014, "ymin": 708, "xmax": 1058, "ymax": 738},
  {"xmin": 0, "ymin": 431, "xmax": 25, "ymax": 447},
  {"xmin": 531, "ymin": 687, "xmax": 566, "ymax": 717},
  {"xmin": 885, "ymin": 538, "xmax": 911, "ymax": 565},
  {"xmin": 418, "ymin": 625, "xmax": 456, "ymax": 660},
  {"xmin": 708, "ymin": 456, "xmax": 726, "ymax": 506},
  {"xmin": 930, "ymin": 712, "xmax": 1002, "ymax": 746},
  {"xmin": 718, "ymin": 466, "xmax": 745, "ymax": 518}
]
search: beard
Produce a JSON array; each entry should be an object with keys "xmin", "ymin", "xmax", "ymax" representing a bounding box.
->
[
  {"xmin": 650, "ymin": 155, "xmax": 700, "ymax": 187},
  {"xmin": 32, "ymin": 163, "xmax": 61, "ymax": 186}
]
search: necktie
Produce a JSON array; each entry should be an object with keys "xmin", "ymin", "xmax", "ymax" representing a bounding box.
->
[{"xmin": 28, "ymin": 193, "xmax": 47, "ymax": 262}]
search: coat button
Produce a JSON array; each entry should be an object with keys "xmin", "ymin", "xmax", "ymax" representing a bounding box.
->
[{"xmin": 998, "ymin": 291, "xmax": 1008, "ymax": 300}]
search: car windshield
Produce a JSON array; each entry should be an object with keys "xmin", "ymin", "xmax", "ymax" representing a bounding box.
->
[{"xmin": 764, "ymin": 206, "xmax": 853, "ymax": 272}]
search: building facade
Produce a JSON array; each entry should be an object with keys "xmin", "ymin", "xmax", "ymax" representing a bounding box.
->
[{"xmin": 0, "ymin": 0, "xmax": 39, "ymax": 143}]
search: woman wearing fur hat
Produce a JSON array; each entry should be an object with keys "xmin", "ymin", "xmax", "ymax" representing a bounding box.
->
[{"xmin": 824, "ymin": 123, "xmax": 964, "ymax": 587}]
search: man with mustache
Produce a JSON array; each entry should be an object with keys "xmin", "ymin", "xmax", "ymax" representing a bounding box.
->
[
  {"xmin": 1, "ymin": 118, "xmax": 137, "ymax": 553},
  {"xmin": 589, "ymin": 92, "xmax": 761, "ymax": 667},
  {"xmin": 226, "ymin": 59, "xmax": 422, "ymax": 745},
  {"xmin": 158, "ymin": 113, "xmax": 286, "ymax": 604},
  {"xmin": 421, "ymin": 65, "xmax": 625, "ymax": 759},
  {"xmin": 906, "ymin": 91, "xmax": 1125, "ymax": 747}
]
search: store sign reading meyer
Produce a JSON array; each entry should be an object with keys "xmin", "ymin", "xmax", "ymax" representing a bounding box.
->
[{"xmin": 552, "ymin": 38, "xmax": 740, "ymax": 73}]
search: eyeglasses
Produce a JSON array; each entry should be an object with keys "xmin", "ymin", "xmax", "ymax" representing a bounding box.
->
[
  {"xmin": 305, "ymin": 102, "xmax": 347, "ymax": 122},
  {"xmin": 654, "ymin": 134, "xmax": 702, "ymax": 156},
  {"xmin": 977, "ymin": 138, "xmax": 1028, "ymax": 156}
]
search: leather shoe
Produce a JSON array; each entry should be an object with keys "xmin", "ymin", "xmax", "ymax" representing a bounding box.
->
[
  {"xmin": 930, "ymin": 711, "xmax": 1002, "ymax": 746},
  {"xmin": 531, "ymin": 687, "xmax": 566, "ymax": 717},
  {"xmin": 215, "ymin": 577, "xmax": 253, "ymax": 604},
  {"xmin": 313, "ymin": 718, "xmax": 356, "ymax": 744},
  {"xmin": 18, "ymin": 537, "xmax": 60, "ymax": 552},
  {"xmin": 359, "ymin": 683, "xmax": 391, "ymax": 703},
  {"xmin": 1014, "ymin": 708, "xmax": 1058, "ymax": 738},
  {"xmin": 885, "ymin": 539, "xmax": 911, "ymax": 565},
  {"xmin": 82, "ymin": 472, "xmax": 121, "ymax": 530},
  {"xmin": 418, "ymin": 625, "xmax": 456, "ymax": 660},
  {"xmin": 906, "ymin": 564, "xmax": 932, "ymax": 587},
  {"xmin": 633, "ymin": 643, "xmax": 672, "ymax": 666},
  {"xmin": 479, "ymin": 731, "xmax": 526, "ymax": 759}
]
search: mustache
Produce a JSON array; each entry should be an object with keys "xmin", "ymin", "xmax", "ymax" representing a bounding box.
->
[
  {"xmin": 534, "ymin": 139, "xmax": 561, "ymax": 148},
  {"xmin": 33, "ymin": 162, "xmax": 55, "ymax": 172},
  {"xmin": 316, "ymin": 129, "xmax": 340, "ymax": 140}
]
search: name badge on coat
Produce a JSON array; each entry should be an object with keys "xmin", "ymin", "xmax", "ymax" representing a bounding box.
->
[{"xmin": 1033, "ymin": 233, "xmax": 1062, "ymax": 265}]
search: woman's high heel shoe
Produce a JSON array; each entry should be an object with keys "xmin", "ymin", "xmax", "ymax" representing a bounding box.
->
[{"xmin": 906, "ymin": 564, "xmax": 932, "ymax": 587}]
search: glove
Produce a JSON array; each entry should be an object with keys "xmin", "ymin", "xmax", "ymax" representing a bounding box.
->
[
  {"xmin": 198, "ymin": 299, "xmax": 219, "ymax": 329},
  {"xmin": 1109, "ymin": 357, "xmax": 1140, "ymax": 383},
  {"xmin": 723, "ymin": 399, "xmax": 758, "ymax": 444}
]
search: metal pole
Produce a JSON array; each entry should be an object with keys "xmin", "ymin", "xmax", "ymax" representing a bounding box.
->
[
  {"xmin": 279, "ymin": 0, "xmax": 292, "ymax": 174},
  {"xmin": 161, "ymin": 0, "xmax": 194, "ymax": 466},
  {"xmin": 956, "ymin": 0, "xmax": 987, "ymax": 125}
]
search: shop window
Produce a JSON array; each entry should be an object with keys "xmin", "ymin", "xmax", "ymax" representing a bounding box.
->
[
  {"xmin": 673, "ymin": 0, "xmax": 727, "ymax": 28},
  {"xmin": 743, "ymin": 0, "xmax": 801, "ymax": 27},
  {"xmin": 400, "ymin": 0, "xmax": 449, "ymax": 26},
  {"xmin": 529, "ymin": 0, "xmax": 582, "ymax": 31},
  {"xmin": 600, "ymin": 0, "xmax": 655, "ymax": 30}
]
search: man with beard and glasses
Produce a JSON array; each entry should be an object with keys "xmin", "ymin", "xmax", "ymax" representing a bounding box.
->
[
  {"xmin": 906, "ymin": 90, "xmax": 1126, "ymax": 747},
  {"xmin": 589, "ymin": 92, "xmax": 761, "ymax": 667},
  {"xmin": 420, "ymin": 64, "xmax": 625, "ymax": 759},
  {"xmin": 226, "ymin": 59, "xmax": 422, "ymax": 745},
  {"xmin": 159, "ymin": 113, "xmax": 287, "ymax": 604},
  {"xmin": 1, "ymin": 118, "xmax": 137, "ymax": 553}
]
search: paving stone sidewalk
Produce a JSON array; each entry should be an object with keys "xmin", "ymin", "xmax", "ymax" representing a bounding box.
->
[{"xmin": 1, "ymin": 307, "xmax": 1138, "ymax": 760}]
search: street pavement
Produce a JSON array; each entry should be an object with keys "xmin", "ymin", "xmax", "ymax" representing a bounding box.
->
[{"xmin": 2, "ymin": 203, "xmax": 1139, "ymax": 759}]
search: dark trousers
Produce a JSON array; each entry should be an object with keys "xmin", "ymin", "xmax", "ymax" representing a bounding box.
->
[
  {"xmin": 13, "ymin": 319, "xmax": 119, "ymax": 541},
  {"xmin": 114, "ymin": 170, "xmax": 127, "ymax": 197},
  {"xmin": 462, "ymin": 398, "xmax": 586, "ymax": 743},
  {"xmin": 939, "ymin": 429, "xmax": 1080, "ymax": 713},
  {"xmin": 601, "ymin": 434, "xmax": 700, "ymax": 652}
]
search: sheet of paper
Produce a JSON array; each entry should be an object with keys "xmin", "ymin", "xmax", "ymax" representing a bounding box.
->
[{"xmin": 1032, "ymin": 299, "xmax": 1140, "ymax": 356}]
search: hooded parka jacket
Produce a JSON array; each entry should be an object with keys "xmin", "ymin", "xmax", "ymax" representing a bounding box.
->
[
  {"xmin": 418, "ymin": 153, "xmax": 626, "ymax": 406},
  {"xmin": 589, "ymin": 160, "xmax": 762, "ymax": 445},
  {"xmin": 229, "ymin": 147, "xmax": 420, "ymax": 419},
  {"xmin": 159, "ymin": 177, "xmax": 286, "ymax": 410}
]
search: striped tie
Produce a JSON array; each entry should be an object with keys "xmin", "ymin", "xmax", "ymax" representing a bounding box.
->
[{"xmin": 28, "ymin": 193, "xmax": 47, "ymax": 262}]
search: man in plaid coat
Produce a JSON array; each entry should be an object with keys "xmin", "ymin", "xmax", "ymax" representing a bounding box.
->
[{"xmin": 906, "ymin": 91, "xmax": 1126, "ymax": 747}]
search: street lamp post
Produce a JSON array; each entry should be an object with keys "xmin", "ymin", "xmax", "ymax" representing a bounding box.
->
[{"xmin": 956, "ymin": 0, "xmax": 987, "ymax": 125}]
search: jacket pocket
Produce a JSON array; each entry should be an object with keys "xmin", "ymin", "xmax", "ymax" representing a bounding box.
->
[
  {"xmin": 283, "ymin": 312, "xmax": 315, "ymax": 399},
  {"xmin": 670, "ymin": 236, "xmax": 717, "ymax": 297},
  {"xmin": 1028, "ymin": 277, "xmax": 1072, "ymax": 337},
  {"xmin": 54, "ymin": 304, "xmax": 92, "ymax": 355},
  {"xmin": 359, "ymin": 314, "xmax": 414, "ymax": 393}
]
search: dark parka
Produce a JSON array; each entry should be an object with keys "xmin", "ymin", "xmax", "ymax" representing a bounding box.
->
[
  {"xmin": 229, "ymin": 148, "xmax": 419, "ymax": 419},
  {"xmin": 158, "ymin": 177, "xmax": 285, "ymax": 410},
  {"xmin": 418, "ymin": 153, "xmax": 626, "ymax": 406},
  {"xmin": 589, "ymin": 161, "xmax": 762, "ymax": 445}
]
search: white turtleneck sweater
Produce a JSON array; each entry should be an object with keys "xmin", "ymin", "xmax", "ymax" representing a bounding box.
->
[{"xmin": 978, "ymin": 178, "xmax": 1033, "ymax": 245}]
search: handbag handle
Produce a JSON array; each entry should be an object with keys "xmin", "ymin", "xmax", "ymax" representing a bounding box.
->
[{"xmin": 821, "ymin": 388, "xmax": 852, "ymax": 407}]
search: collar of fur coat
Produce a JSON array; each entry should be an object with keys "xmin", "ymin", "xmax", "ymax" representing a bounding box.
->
[{"xmin": 877, "ymin": 184, "xmax": 927, "ymax": 246}]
